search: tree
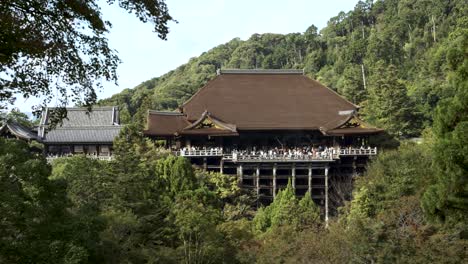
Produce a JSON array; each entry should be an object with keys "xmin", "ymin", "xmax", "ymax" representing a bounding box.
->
[
  {"xmin": 0, "ymin": 0, "xmax": 174, "ymax": 111},
  {"xmin": 253, "ymin": 180, "xmax": 321, "ymax": 233},
  {"xmin": 0, "ymin": 107, "xmax": 34, "ymax": 127},
  {"xmin": 363, "ymin": 62, "xmax": 418, "ymax": 137},
  {"xmin": 172, "ymin": 189, "xmax": 224, "ymax": 264},
  {"xmin": 338, "ymin": 64, "xmax": 367, "ymax": 104},
  {"xmin": 422, "ymin": 22, "xmax": 468, "ymax": 224},
  {"xmin": 0, "ymin": 138, "xmax": 93, "ymax": 263}
]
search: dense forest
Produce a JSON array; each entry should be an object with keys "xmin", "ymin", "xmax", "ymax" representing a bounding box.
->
[
  {"xmin": 1, "ymin": 0, "xmax": 467, "ymax": 263},
  {"xmin": 101, "ymin": 0, "xmax": 464, "ymax": 139}
]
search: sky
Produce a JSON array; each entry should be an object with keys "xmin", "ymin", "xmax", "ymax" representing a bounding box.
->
[{"xmin": 13, "ymin": 0, "xmax": 358, "ymax": 113}]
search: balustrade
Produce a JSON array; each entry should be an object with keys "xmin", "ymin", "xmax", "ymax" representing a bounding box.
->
[{"xmin": 174, "ymin": 147, "xmax": 377, "ymax": 161}]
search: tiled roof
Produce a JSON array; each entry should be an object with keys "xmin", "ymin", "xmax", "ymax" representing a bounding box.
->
[
  {"xmin": 41, "ymin": 107, "xmax": 119, "ymax": 127},
  {"xmin": 43, "ymin": 126, "xmax": 122, "ymax": 143},
  {"xmin": 40, "ymin": 106, "xmax": 122, "ymax": 143},
  {"xmin": 0, "ymin": 121, "xmax": 41, "ymax": 141}
]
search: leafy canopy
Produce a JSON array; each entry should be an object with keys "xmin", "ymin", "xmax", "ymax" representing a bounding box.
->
[{"xmin": 0, "ymin": 0, "xmax": 174, "ymax": 112}]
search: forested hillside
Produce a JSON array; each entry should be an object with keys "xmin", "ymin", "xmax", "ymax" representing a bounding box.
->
[
  {"xmin": 101, "ymin": 0, "xmax": 465, "ymax": 138},
  {"xmin": 1, "ymin": 0, "xmax": 467, "ymax": 263}
]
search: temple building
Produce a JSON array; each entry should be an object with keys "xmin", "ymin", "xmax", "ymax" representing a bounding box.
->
[
  {"xmin": 38, "ymin": 106, "xmax": 122, "ymax": 160},
  {"xmin": 0, "ymin": 121, "xmax": 41, "ymax": 142},
  {"xmin": 144, "ymin": 69, "xmax": 383, "ymax": 219}
]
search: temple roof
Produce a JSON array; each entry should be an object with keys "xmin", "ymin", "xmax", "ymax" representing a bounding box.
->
[
  {"xmin": 144, "ymin": 69, "xmax": 382, "ymax": 136},
  {"xmin": 43, "ymin": 127, "xmax": 122, "ymax": 143},
  {"xmin": 319, "ymin": 113, "xmax": 383, "ymax": 136},
  {"xmin": 144, "ymin": 111, "xmax": 190, "ymax": 136},
  {"xmin": 181, "ymin": 69, "xmax": 358, "ymax": 129},
  {"xmin": 0, "ymin": 121, "xmax": 41, "ymax": 141},
  {"xmin": 39, "ymin": 107, "xmax": 122, "ymax": 143}
]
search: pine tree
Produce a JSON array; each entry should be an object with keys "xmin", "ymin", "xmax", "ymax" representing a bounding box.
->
[
  {"xmin": 363, "ymin": 62, "xmax": 417, "ymax": 137},
  {"xmin": 422, "ymin": 24, "xmax": 468, "ymax": 224}
]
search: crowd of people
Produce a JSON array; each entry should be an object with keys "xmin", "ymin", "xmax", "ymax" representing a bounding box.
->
[
  {"xmin": 231, "ymin": 146, "xmax": 338, "ymax": 160},
  {"xmin": 177, "ymin": 145, "xmax": 371, "ymax": 160}
]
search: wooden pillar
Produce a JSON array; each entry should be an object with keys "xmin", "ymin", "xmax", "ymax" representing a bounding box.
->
[
  {"xmin": 325, "ymin": 166, "xmax": 329, "ymax": 227},
  {"xmin": 220, "ymin": 159, "xmax": 224, "ymax": 174},
  {"xmin": 256, "ymin": 165, "xmax": 260, "ymax": 197},
  {"xmin": 273, "ymin": 163, "xmax": 277, "ymax": 198},
  {"xmin": 203, "ymin": 157, "xmax": 207, "ymax": 171},
  {"xmin": 291, "ymin": 163, "xmax": 296, "ymax": 189},
  {"xmin": 308, "ymin": 164, "xmax": 312, "ymax": 194},
  {"xmin": 237, "ymin": 164, "xmax": 243, "ymax": 184},
  {"xmin": 352, "ymin": 156, "xmax": 357, "ymax": 176}
]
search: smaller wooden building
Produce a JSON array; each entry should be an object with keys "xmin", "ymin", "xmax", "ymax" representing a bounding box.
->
[
  {"xmin": 38, "ymin": 107, "xmax": 122, "ymax": 158},
  {"xmin": 0, "ymin": 121, "xmax": 41, "ymax": 142}
]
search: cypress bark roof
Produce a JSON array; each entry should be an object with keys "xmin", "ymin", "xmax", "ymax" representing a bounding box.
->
[
  {"xmin": 144, "ymin": 69, "xmax": 382, "ymax": 136},
  {"xmin": 181, "ymin": 70, "xmax": 358, "ymax": 129},
  {"xmin": 144, "ymin": 111, "xmax": 190, "ymax": 136}
]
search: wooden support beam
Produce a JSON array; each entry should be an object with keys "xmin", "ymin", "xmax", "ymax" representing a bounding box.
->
[
  {"xmin": 292, "ymin": 163, "xmax": 296, "ymax": 189},
  {"xmin": 203, "ymin": 157, "xmax": 207, "ymax": 171},
  {"xmin": 325, "ymin": 166, "xmax": 329, "ymax": 227},
  {"xmin": 256, "ymin": 165, "xmax": 260, "ymax": 197},
  {"xmin": 237, "ymin": 164, "xmax": 243, "ymax": 184},
  {"xmin": 308, "ymin": 164, "xmax": 312, "ymax": 194},
  {"xmin": 220, "ymin": 159, "xmax": 224, "ymax": 174},
  {"xmin": 353, "ymin": 156, "xmax": 357, "ymax": 176},
  {"xmin": 273, "ymin": 163, "xmax": 277, "ymax": 198}
]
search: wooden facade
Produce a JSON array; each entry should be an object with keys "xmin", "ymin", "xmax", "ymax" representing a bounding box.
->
[
  {"xmin": 144, "ymin": 69, "xmax": 383, "ymax": 219},
  {"xmin": 39, "ymin": 107, "xmax": 122, "ymax": 159}
]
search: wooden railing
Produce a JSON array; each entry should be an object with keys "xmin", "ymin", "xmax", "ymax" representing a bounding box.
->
[
  {"xmin": 46, "ymin": 154, "xmax": 114, "ymax": 162},
  {"xmin": 177, "ymin": 149, "xmax": 224, "ymax": 157},
  {"xmin": 339, "ymin": 147, "xmax": 377, "ymax": 156},
  {"xmin": 229, "ymin": 153, "xmax": 337, "ymax": 162},
  {"xmin": 174, "ymin": 147, "xmax": 377, "ymax": 161}
]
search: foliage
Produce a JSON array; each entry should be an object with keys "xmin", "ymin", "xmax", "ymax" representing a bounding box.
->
[
  {"xmin": 100, "ymin": 0, "xmax": 466, "ymax": 140},
  {"xmin": 422, "ymin": 20, "xmax": 468, "ymax": 224},
  {"xmin": 253, "ymin": 180, "xmax": 320, "ymax": 233},
  {"xmin": 0, "ymin": 138, "xmax": 98, "ymax": 263},
  {"xmin": 1, "ymin": 1, "xmax": 467, "ymax": 263},
  {"xmin": 0, "ymin": 0, "xmax": 174, "ymax": 113},
  {"xmin": 362, "ymin": 62, "xmax": 419, "ymax": 137},
  {"xmin": 0, "ymin": 107, "xmax": 34, "ymax": 127}
]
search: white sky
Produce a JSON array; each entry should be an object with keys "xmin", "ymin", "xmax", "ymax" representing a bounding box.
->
[{"xmin": 13, "ymin": 0, "xmax": 357, "ymax": 113}]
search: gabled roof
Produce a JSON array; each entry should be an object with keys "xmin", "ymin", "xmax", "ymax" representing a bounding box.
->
[
  {"xmin": 320, "ymin": 112, "xmax": 383, "ymax": 136},
  {"xmin": 39, "ymin": 106, "xmax": 121, "ymax": 143},
  {"xmin": 144, "ymin": 111, "xmax": 190, "ymax": 136},
  {"xmin": 43, "ymin": 127, "xmax": 122, "ymax": 143},
  {"xmin": 40, "ymin": 106, "xmax": 120, "ymax": 128},
  {"xmin": 180, "ymin": 69, "xmax": 358, "ymax": 130},
  {"xmin": 179, "ymin": 111, "xmax": 238, "ymax": 136},
  {"xmin": 144, "ymin": 69, "xmax": 382, "ymax": 136},
  {"xmin": 183, "ymin": 111, "xmax": 236, "ymax": 131},
  {"xmin": 0, "ymin": 121, "xmax": 41, "ymax": 141}
]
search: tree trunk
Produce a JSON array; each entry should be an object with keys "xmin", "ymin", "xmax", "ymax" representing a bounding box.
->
[{"xmin": 361, "ymin": 64, "xmax": 367, "ymax": 90}]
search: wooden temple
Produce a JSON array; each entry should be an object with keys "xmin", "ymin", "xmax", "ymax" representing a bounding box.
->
[
  {"xmin": 38, "ymin": 107, "xmax": 122, "ymax": 160},
  {"xmin": 0, "ymin": 121, "xmax": 41, "ymax": 142},
  {"xmin": 144, "ymin": 69, "xmax": 383, "ymax": 219}
]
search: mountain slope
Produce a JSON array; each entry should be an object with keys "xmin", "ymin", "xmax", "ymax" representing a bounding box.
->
[{"xmin": 99, "ymin": 0, "xmax": 466, "ymax": 137}]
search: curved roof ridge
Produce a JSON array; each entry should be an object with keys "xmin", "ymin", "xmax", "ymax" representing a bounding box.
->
[
  {"xmin": 183, "ymin": 110, "xmax": 236, "ymax": 132},
  {"xmin": 306, "ymin": 78, "xmax": 360, "ymax": 109},
  {"xmin": 220, "ymin": 69, "xmax": 304, "ymax": 75},
  {"xmin": 180, "ymin": 76, "xmax": 218, "ymax": 112},
  {"xmin": 148, "ymin": 110, "xmax": 185, "ymax": 116}
]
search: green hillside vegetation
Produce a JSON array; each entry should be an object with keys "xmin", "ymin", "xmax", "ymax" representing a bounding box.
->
[
  {"xmin": 1, "ymin": 0, "xmax": 467, "ymax": 263},
  {"xmin": 100, "ymin": 0, "xmax": 465, "ymax": 139}
]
